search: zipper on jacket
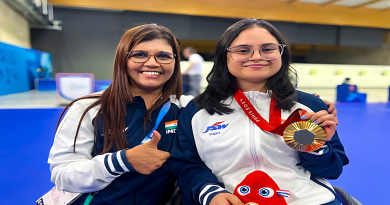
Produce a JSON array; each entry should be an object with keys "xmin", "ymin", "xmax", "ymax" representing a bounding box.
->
[{"xmin": 249, "ymin": 120, "xmax": 261, "ymax": 170}]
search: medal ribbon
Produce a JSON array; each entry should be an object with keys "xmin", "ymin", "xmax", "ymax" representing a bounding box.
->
[{"xmin": 234, "ymin": 89, "xmax": 307, "ymax": 136}]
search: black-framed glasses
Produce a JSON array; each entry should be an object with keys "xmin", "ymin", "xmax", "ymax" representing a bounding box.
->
[
  {"xmin": 227, "ymin": 44, "xmax": 286, "ymax": 61},
  {"xmin": 127, "ymin": 50, "xmax": 176, "ymax": 64}
]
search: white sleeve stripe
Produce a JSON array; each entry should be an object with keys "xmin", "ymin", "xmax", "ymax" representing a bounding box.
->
[
  {"xmin": 307, "ymin": 145, "xmax": 328, "ymax": 155},
  {"xmin": 203, "ymin": 188, "xmax": 225, "ymax": 205},
  {"xmin": 107, "ymin": 153, "xmax": 116, "ymax": 172},
  {"xmin": 116, "ymin": 151, "xmax": 129, "ymax": 172},
  {"xmin": 199, "ymin": 185, "xmax": 219, "ymax": 202},
  {"xmin": 308, "ymin": 149, "xmax": 324, "ymax": 155}
]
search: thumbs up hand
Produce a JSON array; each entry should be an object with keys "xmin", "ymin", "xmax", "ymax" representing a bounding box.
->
[
  {"xmin": 125, "ymin": 131, "xmax": 170, "ymax": 175},
  {"xmin": 146, "ymin": 130, "xmax": 163, "ymax": 148}
]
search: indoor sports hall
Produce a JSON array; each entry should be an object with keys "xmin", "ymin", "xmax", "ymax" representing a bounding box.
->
[{"xmin": 1, "ymin": 0, "xmax": 389, "ymax": 204}]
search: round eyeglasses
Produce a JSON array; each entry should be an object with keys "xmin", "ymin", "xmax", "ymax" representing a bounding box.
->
[
  {"xmin": 127, "ymin": 50, "xmax": 176, "ymax": 64},
  {"xmin": 227, "ymin": 44, "xmax": 286, "ymax": 61}
]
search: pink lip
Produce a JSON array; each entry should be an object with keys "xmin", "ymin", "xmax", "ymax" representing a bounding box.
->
[
  {"xmin": 246, "ymin": 64, "xmax": 269, "ymax": 69},
  {"xmin": 142, "ymin": 74, "xmax": 160, "ymax": 78}
]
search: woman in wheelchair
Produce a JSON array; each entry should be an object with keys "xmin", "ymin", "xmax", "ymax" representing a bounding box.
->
[{"xmin": 169, "ymin": 19, "xmax": 350, "ymax": 205}]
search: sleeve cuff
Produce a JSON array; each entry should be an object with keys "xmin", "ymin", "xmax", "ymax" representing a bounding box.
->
[
  {"xmin": 199, "ymin": 183, "xmax": 230, "ymax": 205},
  {"xmin": 307, "ymin": 144, "xmax": 330, "ymax": 156},
  {"xmin": 104, "ymin": 149, "xmax": 136, "ymax": 175}
]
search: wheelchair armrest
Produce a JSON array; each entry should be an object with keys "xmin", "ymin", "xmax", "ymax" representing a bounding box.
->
[{"xmin": 333, "ymin": 186, "xmax": 362, "ymax": 205}]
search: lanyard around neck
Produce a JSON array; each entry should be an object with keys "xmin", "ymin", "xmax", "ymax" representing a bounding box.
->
[{"xmin": 140, "ymin": 100, "xmax": 171, "ymax": 145}]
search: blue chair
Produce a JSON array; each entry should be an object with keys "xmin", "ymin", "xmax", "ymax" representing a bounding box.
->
[
  {"xmin": 336, "ymin": 84, "xmax": 366, "ymax": 103},
  {"xmin": 35, "ymin": 78, "xmax": 56, "ymax": 91}
]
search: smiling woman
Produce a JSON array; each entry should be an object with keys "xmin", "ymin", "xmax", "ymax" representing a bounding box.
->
[
  {"xmin": 47, "ymin": 24, "xmax": 193, "ymax": 205},
  {"xmin": 126, "ymin": 39, "xmax": 176, "ymax": 107},
  {"xmin": 169, "ymin": 19, "xmax": 348, "ymax": 205},
  {"xmin": 226, "ymin": 27, "xmax": 284, "ymax": 94}
]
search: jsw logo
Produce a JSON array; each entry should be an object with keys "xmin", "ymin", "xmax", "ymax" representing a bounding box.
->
[{"xmin": 203, "ymin": 121, "xmax": 229, "ymax": 133}]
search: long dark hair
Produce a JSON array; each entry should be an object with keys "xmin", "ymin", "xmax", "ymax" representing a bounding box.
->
[
  {"xmin": 56, "ymin": 24, "xmax": 182, "ymax": 154},
  {"xmin": 194, "ymin": 18, "xmax": 297, "ymax": 115}
]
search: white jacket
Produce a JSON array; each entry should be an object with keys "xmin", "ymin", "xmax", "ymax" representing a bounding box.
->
[{"xmin": 170, "ymin": 91, "xmax": 349, "ymax": 205}]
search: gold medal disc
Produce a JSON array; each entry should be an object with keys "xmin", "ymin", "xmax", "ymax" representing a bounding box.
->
[{"xmin": 283, "ymin": 121, "xmax": 326, "ymax": 152}]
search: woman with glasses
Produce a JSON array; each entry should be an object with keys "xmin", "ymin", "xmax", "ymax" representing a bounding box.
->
[
  {"xmin": 48, "ymin": 24, "xmax": 193, "ymax": 204},
  {"xmin": 170, "ymin": 19, "xmax": 348, "ymax": 205}
]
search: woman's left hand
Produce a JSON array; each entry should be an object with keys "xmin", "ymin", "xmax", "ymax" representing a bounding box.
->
[
  {"xmin": 301, "ymin": 110, "xmax": 337, "ymax": 141},
  {"xmin": 312, "ymin": 93, "xmax": 338, "ymax": 125}
]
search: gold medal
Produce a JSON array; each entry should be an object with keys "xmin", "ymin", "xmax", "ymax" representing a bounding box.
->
[
  {"xmin": 283, "ymin": 121, "xmax": 326, "ymax": 152},
  {"xmin": 245, "ymin": 203, "xmax": 259, "ymax": 205},
  {"xmin": 234, "ymin": 89, "xmax": 327, "ymax": 153}
]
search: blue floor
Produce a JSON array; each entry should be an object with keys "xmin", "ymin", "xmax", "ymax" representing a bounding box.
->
[
  {"xmin": 328, "ymin": 103, "xmax": 390, "ymax": 205},
  {"xmin": 1, "ymin": 103, "xmax": 389, "ymax": 204},
  {"xmin": 0, "ymin": 108, "xmax": 64, "ymax": 205}
]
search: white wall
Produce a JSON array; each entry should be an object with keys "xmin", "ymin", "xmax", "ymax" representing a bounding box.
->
[
  {"xmin": 181, "ymin": 61, "xmax": 390, "ymax": 89},
  {"xmin": 181, "ymin": 61, "xmax": 390, "ymax": 102},
  {"xmin": 292, "ymin": 63, "xmax": 390, "ymax": 89},
  {"xmin": 0, "ymin": 1, "xmax": 31, "ymax": 48}
]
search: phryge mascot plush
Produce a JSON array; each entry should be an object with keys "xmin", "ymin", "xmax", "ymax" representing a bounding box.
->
[{"xmin": 233, "ymin": 171, "xmax": 290, "ymax": 205}]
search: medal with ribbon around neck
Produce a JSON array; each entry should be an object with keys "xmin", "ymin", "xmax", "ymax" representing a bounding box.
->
[{"xmin": 234, "ymin": 89, "xmax": 326, "ymax": 152}]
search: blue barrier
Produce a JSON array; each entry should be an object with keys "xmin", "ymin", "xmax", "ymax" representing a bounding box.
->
[
  {"xmin": 0, "ymin": 42, "xmax": 52, "ymax": 96},
  {"xmin": 95, "ymin": 79, "xmax": 112, "ymax": 92},
  {"xmin": 35, "ymin": 78, "xmax": 111, "ymax": 94}
]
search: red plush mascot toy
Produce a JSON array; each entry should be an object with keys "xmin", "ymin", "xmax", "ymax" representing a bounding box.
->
[{"xmin": 233, "ymin": 171, "xmax": 290, "ymax": 205}]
